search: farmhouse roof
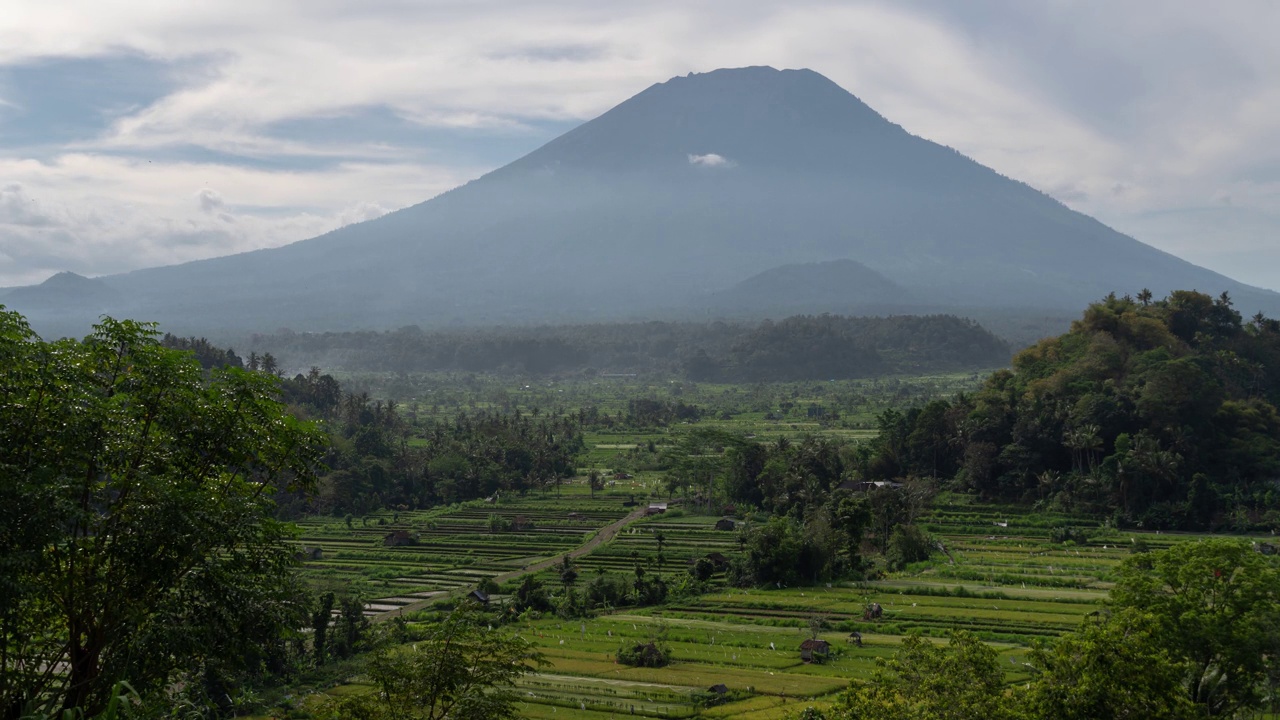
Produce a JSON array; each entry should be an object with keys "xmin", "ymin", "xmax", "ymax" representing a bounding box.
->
[
  {"xmin": 383, "ymin": 530, "xmax": 415, "ymax": 546},
  {"xmin": 800, "ymin": 638, "xmax": 831, "ymax": 652},
  {"xmin": 838, "ymin": 480, "xmax": 904, "ymax": 492}
]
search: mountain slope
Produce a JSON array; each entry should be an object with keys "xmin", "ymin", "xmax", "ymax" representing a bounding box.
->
[{"xmin": 6, "ymin": 66, "xmax": 1279, "ymax": 336}]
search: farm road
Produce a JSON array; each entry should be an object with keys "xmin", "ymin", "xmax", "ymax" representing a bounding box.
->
[{"xmin": 370, "ymin": 506, "xmax": 649, "ymax": 622}]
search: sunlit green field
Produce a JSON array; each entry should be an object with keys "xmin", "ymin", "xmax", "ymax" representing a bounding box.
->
[{"xmin": 503, "ymin": 504, "xmax": 1271, "ymax": 719}]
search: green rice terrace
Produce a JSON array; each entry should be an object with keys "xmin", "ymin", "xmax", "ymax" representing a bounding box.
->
[
  {"xmin": 292, "ymin": 496, "xmax": 637, "ymax": 613},
  {"xmin": 294, "ymin": 486, "xmax": 1273, "ymax": 720}
]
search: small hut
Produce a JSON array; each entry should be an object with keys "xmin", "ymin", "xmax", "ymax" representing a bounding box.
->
[
  {"xmin": 847, "ymin": 631, "xmax": 863, "ymax": 647},
  {"xmin": 714, "ymin": 518, "xmax": 737, "ymax": 531},
  {"xmin": 383, "ymin": 530, "xmax": 416, "ymax": 547},
  {"xmin": 799, "ymin": 638, "xmax": 831, "ymax": 663},
  {"xmin": 294, "ymin": 546, "xmax": 324, "ymax": 561},
  {"xmin": 837, "ymin": 480, "xmax": 905, "ymax": 493},
  {"xmin": 646, "ymin": 502, "xmax": 668, "ymax": 516},
  {"xmin": 863, "ymin": 602, "xmax": 883, "ymax": 620},
  {"xmin": 705, "ymin": 552, "xmax": 730, "ymax": 571},
  {"xmin": 708, "ymin": 683, "xmax": 729, "ymax": 695},
  {"xmin": 467, "ymin": 589, "xmax": 490, "ymax": 605}
]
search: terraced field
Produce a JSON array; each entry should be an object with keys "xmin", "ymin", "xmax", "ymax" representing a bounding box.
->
[
  {"xmin": 505, "ymin": 502, "xmax": 1272, "ymax": 719},
  {"xmin": 288, "ymin": 489, "xmax": 1272, "ymax": 719},
  {"xmin": 291, "ymin": 497, "xmax": 633, "ymax": 614}
]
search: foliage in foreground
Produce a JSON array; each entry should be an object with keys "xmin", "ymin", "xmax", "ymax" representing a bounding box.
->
[
  {"xmin": 0, "ymin": 309, "xmax": 327, "ymax": 717},
  {"xmin": 316, "ymin": 607, "xmax": 544, "ymax": 720},
  {"xmin": 802, "ymin": 539, "xmax": 1280, "ymax": 720}
]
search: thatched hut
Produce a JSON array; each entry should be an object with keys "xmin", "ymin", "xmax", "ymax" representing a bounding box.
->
[{"xmin": 799, "ymin": 638, "xmax": 831, "ymax": 663}]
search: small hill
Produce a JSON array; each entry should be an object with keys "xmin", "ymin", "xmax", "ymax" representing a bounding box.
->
[
  {"xmin": 697, "ymin": 260, "xmax": 913, "ymax": 315},
  {"xmin": 5, "ymin": 272, "xmax": 121, "ymax": 314}
]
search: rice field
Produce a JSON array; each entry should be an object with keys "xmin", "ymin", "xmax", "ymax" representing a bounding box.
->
[
  {"xmin": 287, "ymin": 478, "xmax": 1271, "ymax": 719},
  {"xmin": 503, "ymin": 502, "xmax": 1272, "ymax": 719},
  {"xmin": 291, "ymin": 496, "xmax": 632, "ymax": 613}
]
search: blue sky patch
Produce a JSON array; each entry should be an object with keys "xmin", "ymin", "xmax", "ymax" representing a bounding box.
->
[{"xmin": 0, "ymin": 52, "xmax": 213, "ymax": 155}]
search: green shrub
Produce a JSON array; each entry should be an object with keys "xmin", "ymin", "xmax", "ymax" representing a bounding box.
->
[
  {"xmin": 1048, "ymin": 526, "xmax": 1091, "ymax": 545},
  {"xmin": 885, "ymin": 525, "xmax": 935, "ymax": 571},
  {"xmin": 616, "ymin": 641, "xmax": 672, "ymax": 668}
]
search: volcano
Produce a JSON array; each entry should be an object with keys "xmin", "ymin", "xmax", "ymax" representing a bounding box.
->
[{"xmin": 8, "ymin": 66, "xmax": 1279, "ymax": 335}]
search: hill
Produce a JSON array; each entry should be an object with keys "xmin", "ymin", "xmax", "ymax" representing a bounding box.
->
[
  {"xmin": 3, "ymin": 272, "xmax": 120, "ymax": 315},
  {"xmin": 860, "ymin": 290, "xmax": 1280, "ymax": 530},
  {"xmin": 692, "ymin": 259, "xmax": 914, "ymax": 316},
  {"xmin": 4, "ymin": 66, "xmax": 1278, "ymax": 337}
]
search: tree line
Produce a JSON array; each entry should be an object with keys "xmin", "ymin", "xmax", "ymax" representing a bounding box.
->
[{"xmin": 243, "ymin": 313, "xmax": 1010, "ymax": 380}]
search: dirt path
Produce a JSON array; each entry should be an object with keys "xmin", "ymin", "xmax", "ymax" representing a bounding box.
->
[{"xmin": 370, "ymin": 506, "xmax": 648, "ymax": 622}]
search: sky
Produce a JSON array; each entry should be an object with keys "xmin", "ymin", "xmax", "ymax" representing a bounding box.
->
[{"xmin": 1, "ymin": 1, "xmax": 1278, "ymax": 290}]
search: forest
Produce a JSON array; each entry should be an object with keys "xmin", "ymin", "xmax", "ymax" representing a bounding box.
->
[
  {"xmin": 858, "ymin": 290, "xmax": 1280, "ymax": 530},
  {"xmin": 242, "ymin": 314, "xmax": 1011, "ymax": 380}
]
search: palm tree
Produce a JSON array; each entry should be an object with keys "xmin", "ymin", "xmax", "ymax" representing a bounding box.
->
[{"xmin": 1137, "ymin": 288, "xmax": 1153, "ymax": 306}]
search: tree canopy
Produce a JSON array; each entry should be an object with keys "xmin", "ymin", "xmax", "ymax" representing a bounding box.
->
[
  {"xmin": 0, "ymin": 309, "xmax": 327, "ymax": 716},
  {"xmin": 859, "ymin": 291, "xmax": 1280, "ymax": 529}
]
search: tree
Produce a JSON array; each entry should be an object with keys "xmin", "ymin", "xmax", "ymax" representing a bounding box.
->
[
  {"xmin": 830, "ymin": 492, "xmax": 871, "ymax": 570},
  {"xmin": 0, "ymin": 310, "xmax": 327, "ymax": 717},
  {"xmin": 588, "ymin": 468, "xmax": 603, "ymax": 499},
  {"xmin": 1111, "ymin": 539, "xmax": 1280, "ymax": 716},
  {"xmin": 323, "ymin": 607, "xmax": 544, "ymax": 720},
  {"xmin": 690, "ymin": 557, "xmax": 715, "ymax": 583},
  {"xmin": 830, "ymin": 630, "xmax": 1016, "ymax": 720},
  {"xmin": 884, "ymin": 524, "xmax": 934, "ymax": 571},
  {"xmin": 1025, "ymin": 609, "xmax": 1196, "ymax": 720},
  {"xmin": 311, "ymin": 592, "xmax": 336, "ymax": 666},
  {"xmin": 559, "ymin": 555, "xmax": 578, "ymax": 590}
]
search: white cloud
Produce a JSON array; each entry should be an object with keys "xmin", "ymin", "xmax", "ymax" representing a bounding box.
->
[
  {"xmin": 0, "ymin": 154, "xmax": 476, "ymax": 285},
  {"xmin": 195, "ymin": 187, "xmax": 224, "ymax": 213},
  {"xmin": 688, "ymin": 153, "xmax": 732, "ymax": 168}
]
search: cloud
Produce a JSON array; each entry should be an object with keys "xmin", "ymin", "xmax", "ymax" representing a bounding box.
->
[
  {"xmin": 0, "ymin": 183, "xmax": 60, "ymax": 227},
  {"xmin": 0, "ymin": 154, "xmax": 476, "ymax": 286},
  {"xmin": 0, "ymin": 1, "xmax": 1276, "ymax": 289},
  {"xmin": 688, "ymin": 153, "xmax": 732, "ymax": 168},
  {"xmin": 195, "ymin": 187, "xmax": 223, "ymax": 213}
]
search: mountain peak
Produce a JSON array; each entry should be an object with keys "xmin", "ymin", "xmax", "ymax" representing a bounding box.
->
[
  {"xmin": 41, "ymin": 271, "xmax": 93, "ymax": 287},
  {"xmin": 507, "ymin": 66, "xmax": 898, "ymax": 174}
]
